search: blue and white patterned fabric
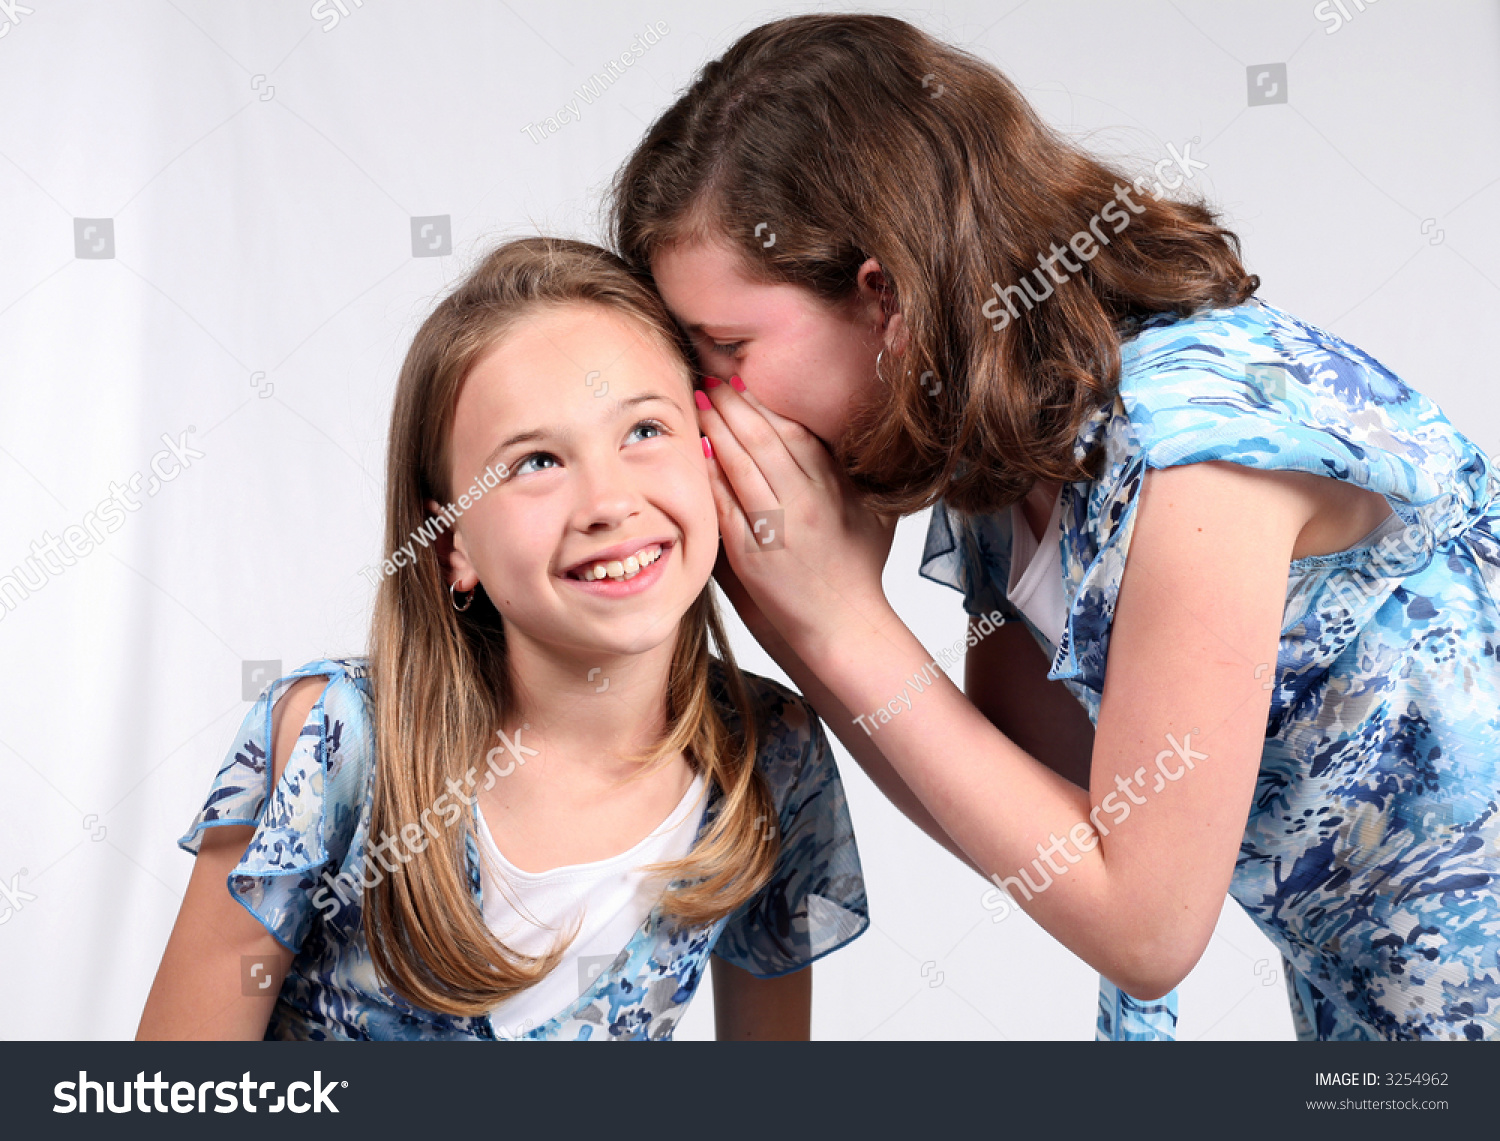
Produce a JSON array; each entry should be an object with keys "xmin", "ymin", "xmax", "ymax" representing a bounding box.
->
[
  {"xmin": 923, "ymin": 297, "xmax": 1500, "ymax": 1041},
  {"xmin": 180, "ymin": 657, "xmax": 868, "ymax": 1040},
  {"xmin": 1095, "ymin": 986, "xmax": 1177, "ymax": 1042}
]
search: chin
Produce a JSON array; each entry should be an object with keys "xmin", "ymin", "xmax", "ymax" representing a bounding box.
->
[{"xmin": 609, "ymin": 624, "xmax": 686, "ymax": 658}]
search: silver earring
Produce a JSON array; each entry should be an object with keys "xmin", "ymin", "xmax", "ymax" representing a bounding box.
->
[
  {"xmin": 875, "ymin": 348, "xmax": 887, "ymax": 384},
  {"xmin": 450, "ymin": 581, "xmax": 474, "ymax": 612}
]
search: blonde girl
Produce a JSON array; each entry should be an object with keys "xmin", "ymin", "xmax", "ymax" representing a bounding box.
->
[{"xmin": 138, "ymin": 237, "xmax": 867, "ymax": 1041}]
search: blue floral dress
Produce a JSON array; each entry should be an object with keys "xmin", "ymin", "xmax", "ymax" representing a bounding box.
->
[
  {"xmin": 179, "ymin": 657, "xmax": 869, "ymax": 1040},
  {"xmin": 922, "ymin": 297, "xmax": 1500, "ymax": 1041}
]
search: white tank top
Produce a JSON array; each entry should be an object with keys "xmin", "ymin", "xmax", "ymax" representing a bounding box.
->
[
  {"xmin": 478, "ymin": 772, "xmax": 708, "ymax": 1036},
  {"xmin": 1006, "ymin": 490, "xmax": 1069, "ymax": 649}
]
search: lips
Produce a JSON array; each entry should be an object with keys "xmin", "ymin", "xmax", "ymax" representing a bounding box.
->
[{"xmin": 563, "ymin": 539, "xmax": 671, "ymax": 581}]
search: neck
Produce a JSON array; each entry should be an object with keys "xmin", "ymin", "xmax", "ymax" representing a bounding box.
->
[{"xmin": 499, "ymin": 630, "xmax": 681, "ymax": 778}]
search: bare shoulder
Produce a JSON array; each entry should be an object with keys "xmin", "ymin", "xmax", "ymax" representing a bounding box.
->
[
  {"xmin": 1123, "ymin": 461, "xmax": 1309, "ymax": 622},
  {"xmin": 1142, "ymin": 460, "xmax": 1392, "ymax": 563},
  {"xmin": 268, "ymin": 676, "xmax": 332, "ymax": 786},
  {"xmin": 188, "ymin": 676, "xmax": 328, "ymax": 865},
  {"xmin": 1141, "ymin": 459, "xmax": 1312, "ymax": 526}
]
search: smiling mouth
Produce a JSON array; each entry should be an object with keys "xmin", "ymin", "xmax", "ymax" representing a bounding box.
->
[{"xmin": 566, "ymin": 542, "xmax": 667, "ymax": 582}]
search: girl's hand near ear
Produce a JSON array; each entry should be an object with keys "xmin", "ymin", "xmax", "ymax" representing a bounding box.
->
[{"xmin": 697, "ymin": 378, "xmax": 899, "ymax": 662}]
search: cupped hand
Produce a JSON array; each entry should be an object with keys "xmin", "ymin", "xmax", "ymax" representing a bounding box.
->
[{"xmin": 696, "ymin": 377, "xmax": 898, "ymax": 661}]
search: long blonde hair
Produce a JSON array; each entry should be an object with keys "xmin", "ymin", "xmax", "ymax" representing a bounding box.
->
[{"xmin": 364, "ymin": 236, "xmax": 777, "ymax": 1017}]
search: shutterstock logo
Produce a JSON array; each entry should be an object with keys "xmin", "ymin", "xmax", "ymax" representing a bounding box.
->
[{"xmin": 54, "ymin": 1071, "xmax": 345, "ymax": 1114}]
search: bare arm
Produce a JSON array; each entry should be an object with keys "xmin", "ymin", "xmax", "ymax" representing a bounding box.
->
[
  {"xmin": 711, "ymin": 955, "xmax": 811, "ymax": 1040},
  {"xmin": 768, "ymin": 462, "xmax": 1301, "ymax": 999},
  {"xmin": 695, "ymin": 374, "xmax": 1376, "ymax": 1001},
  {"xmin": 715, "ymin": 550, "xmax": 979, "ymax": 873},
  {"xmin": 137, "ymin": 676, "xmax": 329, "ymax": 1040},
  {"xmin": 964, "ymin": 621, "xmax": 1095, "ymax": 791}
]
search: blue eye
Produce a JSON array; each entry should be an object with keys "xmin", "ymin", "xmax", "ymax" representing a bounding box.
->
[
  {"xmin": 513, "ymin": 452, "xmax": 558, "ymax": 476},
  {"xmin": 509, "ymin": 421, "xmax": 664, "ymax": 475}
]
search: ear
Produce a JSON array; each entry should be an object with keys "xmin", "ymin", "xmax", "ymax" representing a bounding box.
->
[
  {"xmin": 425, "ymin": 498, "xmax": 477, "ymax": 591},
  {"xmin": 854, "ymin": 257, "xmax": 909, "ymax": 356}
]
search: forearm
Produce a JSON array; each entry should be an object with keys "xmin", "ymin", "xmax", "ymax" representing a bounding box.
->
[
  {"xmin": 792, "ymin": 608, "xmax": 1181, "ymax": 995},
  {"xmin": 745, "ymin": 618, "xmax": 981, "ymax": 874}
]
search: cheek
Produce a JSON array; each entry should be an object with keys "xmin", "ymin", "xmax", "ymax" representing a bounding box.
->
[
  {"xmin": 761, "ymin": 323, "xmax": 870, "ymax": 440},
  {"xmin": 656, "ymin": 452, "xmax": 719, "ymax": 561},
  {"xmin": 688, "ymin": 479, "xmax": 719, "ymax": 548},
  {"xmin": 747, "ymin": 342, "xmax": 816, "ymax": 424},
  {"xmin": 465, "ymin": 504, "xmax": 545, "ymax": 580}
]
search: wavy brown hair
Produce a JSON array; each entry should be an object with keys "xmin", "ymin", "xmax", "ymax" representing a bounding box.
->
[
  {"xmin": 610, "ymin": 13, "xmax": 1259, "ymax": 515},
  {"xmin": 364, "ymin": 236, "xmax": 776, "ymax": 1017}
]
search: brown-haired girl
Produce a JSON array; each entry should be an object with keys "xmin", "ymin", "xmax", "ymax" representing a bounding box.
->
[
  {"xmin": 614, "ymin": 14, "xmax": 1500, "ymax": 1040},
  {"xmin": 138, "ymin": 237, "xmax": 868, "ymax": 1041}
]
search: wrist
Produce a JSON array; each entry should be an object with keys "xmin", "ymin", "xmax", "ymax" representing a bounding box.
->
[{"xmin": 787, "ymin": 593, "xmax": 899, "ymax": 674}]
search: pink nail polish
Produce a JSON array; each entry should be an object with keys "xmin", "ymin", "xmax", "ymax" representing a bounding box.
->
[
  {"xmin": 694, "ymin": 391, "xmax": 711, "ymax": 410},
  {"xmin": 704, "ymin": 376, "xmax": 722, "ymax": 388},
  {"xmin": 702, "ymin": 436, "xmax": 714, "ymax": 458},
  {"xmin": 729, "ymin": 375, "xmax": 746, "ymax": 392}
]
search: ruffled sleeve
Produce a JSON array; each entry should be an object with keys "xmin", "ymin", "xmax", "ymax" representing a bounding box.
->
[
  {"xmin": 1051, "ymin": 298, "xmax": 1500, "ymax": 695},
  {"xmin": 178, "ymin": 658, "xmax": 374, "ymax": 952},
  {"xmin": 713, "ymin": 681, "xmax": 869, "ymax": 978},
  {"xmin": 919, "ymin": 502, "xmax": 1022, "ymax": 624}
]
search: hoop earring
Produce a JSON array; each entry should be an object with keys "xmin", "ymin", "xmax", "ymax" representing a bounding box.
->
[
  {"xmin": 875, "ymin": 348, "xmax": 887, "ymax": 385},
  {"xmin": 450, "ymin": 581, "xmax": 474, "ymax": 612}
]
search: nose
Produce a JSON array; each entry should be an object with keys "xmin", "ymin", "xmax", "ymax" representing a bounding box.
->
[{"xmin": 571, "ymin": 451, "xmax": 642, "ymax": 534}]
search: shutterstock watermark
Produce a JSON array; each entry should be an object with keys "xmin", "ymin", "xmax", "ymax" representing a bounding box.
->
[
  {"xmin": 1315, "ymin": 519, "xmax": 1424, "ymax": 624},
  {"xmin": 0, "ymin": 429, "xmax": 203, "ymax": 623},
  {"xmin": 310, "ymin": 0, "xmax": 363, "ymax": 33},
  {"xmin": 311, "ymin": 723, "xmax": 537, "ymax": 920},
  {"xmin": 982, "ymin": 141, "xmax": 1208, "ymax": 332},
  {"xmin": 358, "ymin": 462, "xmax": 507, "ymax": 587},
  {"xmin": 0, "ymin": 868, "xmax": 36, "ymax": 924},
  {"xmin": 1315, "ymin": 0, "xmax": 1381, "ymax": 34},
  {"xmin": 854, "ymin": 610, "xmax": 1006, "ymax": 735},
  {"xmin": 979, "ymin": 728, "xmax": 1209, "ymax": 922},
  {"xmin": 0, "ymin": 1, "xmax": 35, "ymax": 40},
  {"xmin": 520, "ymin": 22, "xmax": 670, "ymax": 144}
]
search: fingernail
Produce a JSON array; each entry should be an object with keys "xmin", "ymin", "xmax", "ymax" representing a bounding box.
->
[
  {"xmin": 704, "ymin": 376, "xmax": 722, "ymax": 388},
  {"xmin": 694, "ymin": 391, "xmax": 712, "ymax": 410},
  {"xmin": 702, "ymin": 436, "xmax": 714, "ymax": 458},
  {"xmin": 729, "ymin": 375, "xmax": 746, "ymax": 392}
]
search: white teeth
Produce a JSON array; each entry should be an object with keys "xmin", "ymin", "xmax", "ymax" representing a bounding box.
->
[{"xmin": 575, "ymin": 544, "xmax": 663, "ymax": 581}]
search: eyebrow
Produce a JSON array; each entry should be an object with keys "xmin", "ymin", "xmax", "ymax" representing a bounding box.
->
[
  {"xmin": 480, "ymin": 392, "xmax": 678, "ymax": 472},
  {"xmin": 680, "ymin": 320, "xmax": 751, "ymax": 337}
]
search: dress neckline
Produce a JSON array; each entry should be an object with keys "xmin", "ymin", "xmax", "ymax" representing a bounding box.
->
[
  {"xmin": 478, "ymin": 774, "xmax": 724, "ymax": 1040},
  {"xmin": 475, "ymin": 771, "xmax": 706, "ymax": 881}
]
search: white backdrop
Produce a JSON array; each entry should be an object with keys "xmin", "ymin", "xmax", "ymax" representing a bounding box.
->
[{"xmin": 2, "ymin": 0, "xmax": 1496, "ymax": 1041}]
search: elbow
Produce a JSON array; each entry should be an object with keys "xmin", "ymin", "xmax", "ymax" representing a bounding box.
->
[
  {"xmin": 1107, "ymin": 971, "xmax": 1183, "ymax": 1004},
  {"xmin": 1105, "ymin": 926, "xmax": 1209, "ymax": 1002}
]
